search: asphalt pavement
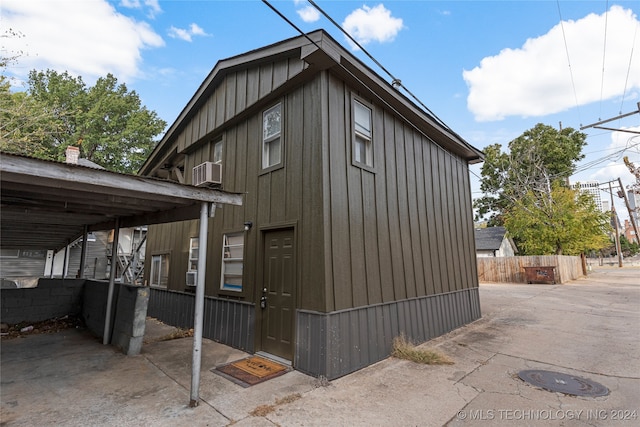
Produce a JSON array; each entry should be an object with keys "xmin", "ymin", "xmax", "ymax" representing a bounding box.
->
[{"xmin": 1, "ymin": 267, "xmax": 638, "ymax": 426}]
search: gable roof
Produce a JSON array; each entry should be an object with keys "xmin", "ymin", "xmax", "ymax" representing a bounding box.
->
[
  {"xmin": 474, "ymin": 227, "xmax": 509, "ymax": 251},
  {"xmin": 140, "ymin": 29, "xmax": 483, "ymax": 175}
]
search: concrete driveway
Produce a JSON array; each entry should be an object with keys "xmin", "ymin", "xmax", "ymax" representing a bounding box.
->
[{"xmin": 1, "ymin": 268, "xmax": 639, "ymax": 426}]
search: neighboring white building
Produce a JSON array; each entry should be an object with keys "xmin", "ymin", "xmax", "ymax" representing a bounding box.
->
[
  {"xmin": 474, "ymin": 227, "xmax": 518, "ymax": 257},
  {"xmin": 571, "ymin": 181, "xmax": 606, "ymax": 212},
  {"xmin": 629, "ymin": 189, "xmax": 640, "ymax": 225}
]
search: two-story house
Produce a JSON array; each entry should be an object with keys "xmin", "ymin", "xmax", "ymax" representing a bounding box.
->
[{"xmin": 140, "ymin": 30, "xmax": 484, "ymax": 379}]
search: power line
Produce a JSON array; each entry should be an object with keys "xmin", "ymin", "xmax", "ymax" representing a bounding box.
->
[
  {"xmin": 556, "ymin": 0, "xmax": 582, "ymax": 125},
  {"xmin": 599, "ymin": 0, "xmax": 609, "ymax": 121},
  {"xmin": 619, "ymin": 19, "xmax": 638, "ymax": 115},
  {"xmin": 305, "ymin": 0, "xmax": 456, "ymax": 136},
  {"xmin": 260, "ymin": 0, "xmax": 482, "ymax": 178}
]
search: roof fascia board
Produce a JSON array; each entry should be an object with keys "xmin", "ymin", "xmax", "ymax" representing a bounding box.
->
[
  {"xmin": 179, "ymin": 65, "xmax": 316, "ymax": 159},
  {"xmin": 1, "ymin": 154, "xmax": 242, "ymax": 206},
  {"xmin": 140, "ymin": 32, "xmax": 327, "ymax": 175},
  {"xmin": 88, "ymin": 203, "xmax": 203, "ymax": 232},
  {"xmin": 298, "ymin": 30, "xmax": 483, "ymax": 162},
  {"xmin": 331, "ymin": 48, "xmax": 483, "ymax": 162},
  {"xmin": 142, "ymin": 29, "xmax": 483, "ymax": 172}
]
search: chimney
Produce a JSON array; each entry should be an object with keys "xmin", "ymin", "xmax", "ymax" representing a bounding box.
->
[{"xmin": 65, "ymin": 146, "xmax": 79, "ymax": 164}]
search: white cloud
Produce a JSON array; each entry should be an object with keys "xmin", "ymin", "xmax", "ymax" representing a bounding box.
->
[
  {"xmin": 342, "ymin": 4, "xmax": 404, "ymax": 49},
  {"xmin": 120, "ymin": 0, "xmax": 162, "ymax": 19},
  {"xmin": 168, "ymin": 26, "xmax": 191, "ymax": 42},
  {"xmin": 189, "ymin": 23, "xmax": 206, "ymax": 36},
  {"xmin": 167, "ymin": 23, "xmax": 209, "ymax": 42},
  {"xmin": 2, "ymin": 0, "xmax": 164, "ymax": 83},
  {"xmin": 297, "ymin": 5, "xmax": 320, "ymax": 23},
  {"xmin": 464, "ymin": 6, "xmax": 640, "ymax": 122}
]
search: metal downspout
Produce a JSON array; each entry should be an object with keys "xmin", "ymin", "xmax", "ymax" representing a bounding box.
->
[
  {"xmin": 103, "ymin": 218, "xmax": 120, "ymax": 345},
  {"xmin": 190, "ymin": 202, "xmax": 211, "ymax": 407}
]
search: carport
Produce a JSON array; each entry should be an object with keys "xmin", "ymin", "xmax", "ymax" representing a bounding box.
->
[{"xmin": 0, "ymin": 152, "xmax": 243, "ymax": 405}]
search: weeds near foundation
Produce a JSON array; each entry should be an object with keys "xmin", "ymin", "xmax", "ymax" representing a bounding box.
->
[
  {"xmin": 250, "ymin": 393, "xmax": 302, "ymax": 417},
  {"xmin": 157, "ymin": 328, "xmax": 193, "ymax": 342},
  {"xmin": 392, "ymin": 334, "xmax": 454, "ymax": 365},
  {"xmin": 313, "ymin": 375, "xmax": 331, "ymax": 388}
]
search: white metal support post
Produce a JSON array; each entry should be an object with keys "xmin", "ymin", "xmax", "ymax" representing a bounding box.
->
[
  {"xmin": 190, "ymin": 202, "xmax": 212, "ymax": 407},
  {"xmin": 62, "ymin": 240, "xmax": 69, "ymax": 278},
  {"xmin": 78, "ymin": 225, "xmax": 88, "ymax": 279},
  {"xmin": 103, "ymin": 218, "xmax": 120, "ymax": 345}
]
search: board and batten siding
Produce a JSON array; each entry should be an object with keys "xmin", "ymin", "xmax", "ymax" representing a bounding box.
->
[
  {"xmin": 174, "ymin": 57, "xmax": 307, "ymax": 155},
  {"xmin": 146, "ymin": 68, "xmax": 478, "ymax": 313},
  {"xmin": 145, "ymin": 76, "xmax": 328, "ymax": 312},
  {"xmin": 143, "ymin": 31, "xmax": 481, "ymax": 378},
  {"xmin": 323, "ymin": 72, "xmax": 478, "ymax": 312}
]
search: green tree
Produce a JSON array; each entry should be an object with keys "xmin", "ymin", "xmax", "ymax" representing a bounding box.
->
[
  {"xmin": 474, "ymin": 123, "xmax": 587, "ymax": 226},
  {"xmin": 619, "ymin": 235, "xmax": 640, "ymax": 257},
  {"xmin": 1, "ymin": 69, "xmax": 166, "ymax": 174},
  {"xmin": 504, "ymin": 183, "xmax": 611, "ymax": 255},
  {"xmin": 0, "ymin": 75, "xmax": 63, "ymax": 158}
]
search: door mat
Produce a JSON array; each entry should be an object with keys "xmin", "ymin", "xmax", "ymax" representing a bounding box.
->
[{"xmin": 213, "ymin": 356, "xmax": 288, "ymax": 387}]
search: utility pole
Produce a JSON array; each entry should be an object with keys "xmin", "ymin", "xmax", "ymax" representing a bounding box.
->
[
  {"xmin": 618, "ymin": 177, "xmax": 639, "ymax": 244},
  {"xmin": 609, "ymin": 181, "xmax": 623, "ymax": 268}
]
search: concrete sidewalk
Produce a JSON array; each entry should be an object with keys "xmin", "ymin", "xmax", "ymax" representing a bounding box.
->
[{"xmin": 1, "ymin": 268, "xmax": 639, "ymax": 426}]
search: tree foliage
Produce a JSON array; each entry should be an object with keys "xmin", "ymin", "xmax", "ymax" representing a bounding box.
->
[
  {"xmin": 0, "ymin": 69, "xmax": 166, "ymax": 174},
  {"xmin": 618, "ymin": 234, "xmax": 640, "ymax": 257},
  {"xmin": 474, "ymin": 123, "xmax": 587, "ymax": 226},
  {"xmin": 475, "ymin": 123, "xmax": 612, "ymax": 255},
  {"xmin": 504, "ymin": 183, "xmax": 611, "ymax": 255},
  {"xmin": 0, "ymin": 75, "xmax": 63, "ymax": 158}
]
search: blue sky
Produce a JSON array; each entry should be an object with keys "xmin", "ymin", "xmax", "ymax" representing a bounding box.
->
[{"xmin": 3, "ymin": 0, "xmax": 640, "ymax": 220}]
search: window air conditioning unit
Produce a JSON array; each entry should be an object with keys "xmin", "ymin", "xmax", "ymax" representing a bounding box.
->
[
  {"xmin": 192, "ymin": 162, "xmax": 222, "ymax": 187},
  {"xmin": 186, "ymin": 271, "xmax": 197, "ymax": 287}
]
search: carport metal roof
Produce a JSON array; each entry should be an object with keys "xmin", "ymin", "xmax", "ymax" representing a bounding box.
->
[
  {"xmin": 0, "ymin": 153, "xmax": 243, "ymax": 251},
  {"xmin": 1, "ymin": 152, "xmax": 240, "ymax": 406}
]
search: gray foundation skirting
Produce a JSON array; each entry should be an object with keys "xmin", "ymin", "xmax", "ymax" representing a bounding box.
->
[
  {"xmin": 148, "ymin": 288, "xmax": 255, "ymax": 353},
  {"xmin": 147, "ymin": 287, "xmax": 481, "ymax": 380},
  {"xmin": 295, "ymin": 287, "xmax": 481, "ymax": 380}
]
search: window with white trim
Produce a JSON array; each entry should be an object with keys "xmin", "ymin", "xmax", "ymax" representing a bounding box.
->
[
  {"xmin": 150, "ymin": 254, "xmax": 169, "ymax": 288},
  {"xmin": 213, "ymin": 140, "xmax": 223, "ymax": 164},
  {"xmin": 188, "ymin": 238, "xmax": 198, "ymax": 271},
  {"xmin": 353, "ymin": 99, "xmax": 373, "ymax": 167},
  {"xmin": 262, "ymin": 103, "xmax": 282, "ymax": 169},
  {"xmin": 221, "ymin": 233, "xmax": 244, "ymax": 292}
]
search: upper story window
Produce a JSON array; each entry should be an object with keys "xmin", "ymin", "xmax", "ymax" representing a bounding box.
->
[
  {"xmin": 213, "ymin": 140, "xmax": 223, "ymax": 164},
  {"xmin": 262, "ymin": 103, "xmax": 282, "ymax": 169},
  {"xmin": 353, "ymin": 99, "xmax": 373, "ymax": 168}
]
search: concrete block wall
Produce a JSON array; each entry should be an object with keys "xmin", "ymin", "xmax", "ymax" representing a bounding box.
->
[
  {"xmin": 0, "ymin": 279, "xmax": 84, "ymax": 324},
  {"xmin": 82, "ymin": 280, "xmax": 149, "ymax": 355},
  {"xmin": 111, "ymin": 285, "xmax": 149, "ymax": 355},
  {"xmin": 81, "ymin": 280, "xmax": 111, "ymax": 336}
]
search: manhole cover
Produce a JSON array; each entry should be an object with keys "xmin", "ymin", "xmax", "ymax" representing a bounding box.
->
[{"xmin": 518, "ymin": 370, "xmax": 609, "ymax": 397}]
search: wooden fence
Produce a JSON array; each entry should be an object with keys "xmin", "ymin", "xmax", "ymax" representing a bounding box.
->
[{"xmin": 476, "ymin": 255, "xmax": 584, "ymax": 284}]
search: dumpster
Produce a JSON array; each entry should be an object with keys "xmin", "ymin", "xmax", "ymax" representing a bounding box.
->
[{"xmin": 523, "ymin": 266, "xmax": 556, "ymax": 284}]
